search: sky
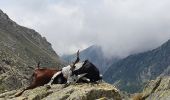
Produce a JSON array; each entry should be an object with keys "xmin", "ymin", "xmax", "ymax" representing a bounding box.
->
[{"xmin": 1, "ymin": 0, "xmax": 170, "ymax": 58}]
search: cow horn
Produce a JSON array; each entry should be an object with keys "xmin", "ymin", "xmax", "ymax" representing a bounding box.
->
[{"xmin": 71, "ymin": 50, "xmax": 80, "ymax": 69}]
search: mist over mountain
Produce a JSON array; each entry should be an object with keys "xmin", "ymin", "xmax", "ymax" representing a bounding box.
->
[
  {"xmin": 104, "ymin": 39, "xmax": 170, "ymax": 93},
  {"xmin": 1, "ymin": 0, "xmax": 170, "ymax": 57},
  {"xmin": 62, "ymin": 45, "xmax": 120, "ymax": 74},
  {"xmin": 0, "ymin": 9, "xmax": 63, "ymax": 93}
]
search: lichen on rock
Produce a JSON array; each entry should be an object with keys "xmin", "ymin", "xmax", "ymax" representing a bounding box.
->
[
  {"xmin": 0, "ymin": 82, "xmax": 122, "ymax": 100},
  {"xmin": 133, "ymin": 76, "xmax": 170, "ymax": 100}
]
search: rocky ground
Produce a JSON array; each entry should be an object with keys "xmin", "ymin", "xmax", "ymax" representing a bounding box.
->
[
  {"xmin": 143, "ymin": 76, "xmax": 170, "ymax": 100},
  {"xmin": 132, "ymin": 76, "xmax": 170, "ymax": 100},
  {"xmin": 0, "ymin": 82, "xmax": 122, "ymax": 100}
]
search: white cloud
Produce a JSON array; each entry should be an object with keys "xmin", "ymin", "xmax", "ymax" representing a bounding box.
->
[{"xmin": 1, "ymin": 0, "xmax": 170, "ymax": 57}]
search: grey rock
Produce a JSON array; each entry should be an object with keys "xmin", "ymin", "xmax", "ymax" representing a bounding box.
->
[{"xmin": 1, "ymin": 82, "xmax": 121, "ymax": 100}]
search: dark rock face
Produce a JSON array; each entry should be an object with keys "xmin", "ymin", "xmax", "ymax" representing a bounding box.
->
[
  {"xmin": 0, "ymin": 9, "xmax": 63, "ymax": 93},
  {"xmin": 104, "ymin": 39, "xmax": 170, "ymax": 93}
]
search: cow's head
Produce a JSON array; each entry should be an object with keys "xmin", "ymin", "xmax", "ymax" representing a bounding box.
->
[{"xmin": 65, "ymin": 50, "xmax": 80, "ymax": 83}]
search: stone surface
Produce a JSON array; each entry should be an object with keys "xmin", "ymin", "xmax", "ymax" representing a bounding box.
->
[
  {"xmin": 0, "ymin": 82, "xmax": 122, "ymax": 100},
  {"xmin": 133, "ymin": 76, "xmax": 170, "ymax": 100}
]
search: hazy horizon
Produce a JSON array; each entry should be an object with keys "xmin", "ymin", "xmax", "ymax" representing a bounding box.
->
[{"xmin": 1, "ymin": 0, "xmax": 170, "ymax": 57}]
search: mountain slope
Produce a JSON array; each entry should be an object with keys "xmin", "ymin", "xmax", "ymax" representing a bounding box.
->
[
  {"xmin": 62, "ymin": 45, "xmax": 120, "ymax": 74},
  {"xmin": 0, "ymin": 10, "xmax": 63, "ymax": 93},
  {"xmin": 104, "ymin": 39, "xmax": 170, "ymax": 93}
]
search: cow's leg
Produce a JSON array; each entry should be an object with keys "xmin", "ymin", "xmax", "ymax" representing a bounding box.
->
[
  {"xmin": 45, "ymin": 71, "xmax": 62, "ymax": 88},
  {"xmin": 77, "ymin": 73, "xmax": 87, "ymax": 80},
  {"xmin": 80, "ymin": 77, "xmax": 90, "ymax": 82},
  {"xmin": 15, "ymin": 83, "xmax": 37, "ymax": 97},
  {"xmin": 63, "ymin": 74, "xmax": 80, "ymax": 88},
  {"xmin": 67, "ymin": 73, "xmax": 87, "ymax": 84}
]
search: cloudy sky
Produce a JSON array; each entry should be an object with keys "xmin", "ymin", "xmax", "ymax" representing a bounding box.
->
[{"xmin": 1, "ymin": 0, "xmax": 170, "ymax": 57}]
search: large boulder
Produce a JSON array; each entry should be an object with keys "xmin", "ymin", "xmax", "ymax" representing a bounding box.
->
[
  {"xmin": 143, "ymin": 76, "xmax": 170, "ymax": 100},
  {"xmin": 132, "ymin": 76, "xmax": 170, "ymax": 100}
]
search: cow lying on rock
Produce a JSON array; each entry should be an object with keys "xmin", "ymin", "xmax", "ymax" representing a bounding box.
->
[
  {"xmin": 46, "ymin": 51, "xmax": 102, "ymax": 87},
  {"xmin": 15, "ymin": 51, "xmax": 81, "ymax": 97},
  {"xmin": 15, "ymin": 50, "xmax": 102, "ymax": 97},
  {"xmin": 15, "ymin": 62, "xmax": 66, "ymax": 97}
]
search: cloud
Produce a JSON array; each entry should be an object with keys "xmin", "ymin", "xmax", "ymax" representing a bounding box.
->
[{"xmin": 1, "ymin": 0, "xmax": 170, "ymax": 57}]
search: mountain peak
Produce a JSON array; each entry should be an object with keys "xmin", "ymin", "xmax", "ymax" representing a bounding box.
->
[
  {"xmin": 104, "ymin": 39, "xmax": 170, "ymax": 93},
  {"xmin": 0, "ymin": 9, "xmax": 10, "ymax": 20}
]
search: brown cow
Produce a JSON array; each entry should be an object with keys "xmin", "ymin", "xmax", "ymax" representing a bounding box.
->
[
  {"xmin": 15, "ymin": 62, "xmax": 65, "ymax": 97},
  {"xmin": 15, "ymin": 51, "xmax": 80, "ymax": 97}
]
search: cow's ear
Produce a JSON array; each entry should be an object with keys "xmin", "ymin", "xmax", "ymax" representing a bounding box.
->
[{"xmin": 37, "ymin": 61, "xmax": 40, "ymax": 69}]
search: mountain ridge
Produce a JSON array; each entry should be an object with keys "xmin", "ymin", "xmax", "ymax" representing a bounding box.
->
[
  {"xmin": 104, "ymin": 39, "xmax": 170, "ymax": 93},
  {"xmin": 0, "ymin": 9, "xmax": 63, "ymax": 93}
]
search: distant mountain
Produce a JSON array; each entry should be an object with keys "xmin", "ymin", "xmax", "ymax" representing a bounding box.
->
[
  {"xmin": 0, "ymin": 9, "xmax": 63, "ymax": 93},
  {"xmin": 104, "ymin": 39, "xmax": 170, "ymax": 93},
  {"xmin": 62, "ymin": 45, "xmax": 120, "ymax": 74}
]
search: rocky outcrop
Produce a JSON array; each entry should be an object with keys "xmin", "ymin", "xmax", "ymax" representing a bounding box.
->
[
  {"xmin": 0, "ymin": 82, "xmax": 121, "ymax": 100},
  {"xmin": 133, "ymin": 76, "xmax": 170, "ymax": 100},
  {"xmin": 143, "ymin": 76, "xmax": 170, "ymax": 100}
]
